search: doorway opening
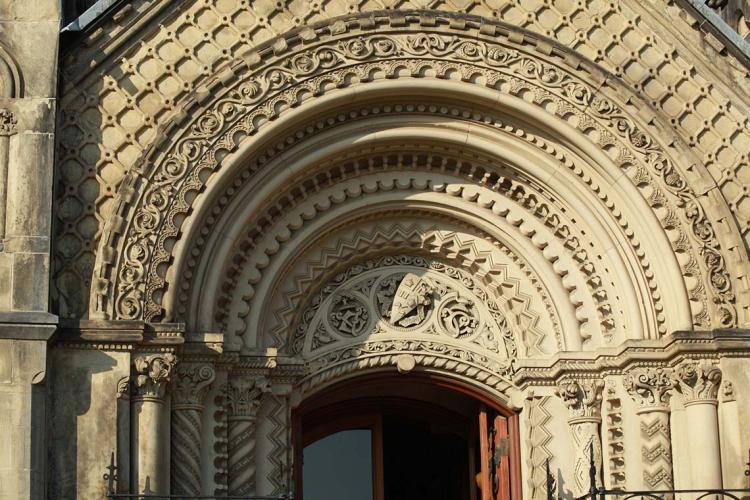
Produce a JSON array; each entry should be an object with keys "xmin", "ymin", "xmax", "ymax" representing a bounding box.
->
[{"xmin": 294, "ymin": 374, "xmax": 521, "ymax": 500}]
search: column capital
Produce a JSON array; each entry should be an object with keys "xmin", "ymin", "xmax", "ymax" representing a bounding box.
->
[
  {"xmin": 671, "ymin": 360, "xmax": 722, "ymax": 404},
  {"xmin": 132, "ymin": 353, "xmax": 177, "ymax": 401},
  {"xmin": 0, "ymin": 109, "xmax": 17, "ymax": 136},
  {"xmin": 227, "ymin": 377, "xmax": 270, "ymax": 418},
  {"xmin": 172, "ymin": 363, "xmax": 215, "ymax": 408},
  {"xmin": 623, "ymin": 367, "xmax": 672, "ymax": 411},
  {"xmin": 556, "ymin": 378, "xmax": 603, "ymax": 422}
]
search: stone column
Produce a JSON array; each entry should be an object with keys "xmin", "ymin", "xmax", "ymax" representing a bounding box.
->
[
  {"xmin": 671, "ymin": 360, "xmax": 723, "ymax": 490},
  {"xmin": 0, "ymin": 108, "xmax": 17, "ymax": 242},
  {"xmin": 623, "ymin": 367, "xmax": 674, "ymax": 490},
  {"xmin": 131, "ymin": 353, "xmax": 176, "ymax": 496},
  {"xmin": 226, "ymin": 377, "xmax": 269, "ymax": 496},
  {"xmin": 170, "ymin": 363, "xmax": 215, "ymax": 496},
  {"xmin": 556, "ymin": 379, "xmax": 604, "ymax": 498}
]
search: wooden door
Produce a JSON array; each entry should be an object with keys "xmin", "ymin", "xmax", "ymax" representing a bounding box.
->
[{"xmin": 479, "ymin": 406, "xmax": 511, "ymax": 500}]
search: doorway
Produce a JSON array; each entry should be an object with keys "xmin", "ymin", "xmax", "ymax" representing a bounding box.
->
[{"xmin": 294, "ymin": 375, "xmax": 521, "ymax": 500}]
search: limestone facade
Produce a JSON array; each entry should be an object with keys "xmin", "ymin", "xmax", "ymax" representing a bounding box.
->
[{"xmin": 1, "ymin": 0, "xmax": 750, "ymax": 498}]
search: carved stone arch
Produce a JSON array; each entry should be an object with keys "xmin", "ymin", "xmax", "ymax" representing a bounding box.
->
[
  {"xmin": 89, "ymin": 11, "xmax": 742, "ymax": 334},
  {"xmin": 174, "ymin": 112, "xmax": 693, "ymax": 353},
  {"xmin": 294, "ymin": 336, "xmax": 520, "ymax": 409},
  {"xmin": 0, "ymin": 44, "xmax": 22, "ymax": 98},
  {"xmin": 257, "ymin": 217, "xmax": 559, "ymax": 356}
]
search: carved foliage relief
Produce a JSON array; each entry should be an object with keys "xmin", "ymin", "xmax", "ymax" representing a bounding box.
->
[{"xmin": 48, "ymin": 10, "xmax": 742, "ymax": 337}]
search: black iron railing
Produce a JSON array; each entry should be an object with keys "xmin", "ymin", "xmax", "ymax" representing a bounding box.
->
[
  {"xmin": 104, "ymin": 453, "xmax": 292, "ymax": 500},
  {"xmin": 546, "ymin": 445, "xmax": 750, "ymax": 500}
]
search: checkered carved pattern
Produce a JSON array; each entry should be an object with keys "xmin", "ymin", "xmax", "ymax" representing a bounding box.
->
[{"xmin": 53, "ymin": 0, "xmax": 750, "ymax": 317}]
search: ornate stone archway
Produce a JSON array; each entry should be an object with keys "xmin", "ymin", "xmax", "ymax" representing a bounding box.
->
[
  {"xmin": 46, "ymin": 8, "xmax": 750, "ymax": 500},
  {"xmin": 83, "ymin": 12, "xmax": 741, "ymax": 335}
]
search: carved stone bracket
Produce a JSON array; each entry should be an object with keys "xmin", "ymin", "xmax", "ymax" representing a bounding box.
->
[
  {"xmin": 132, "ymin": 353, "xmax": 177, "ymax": 401},
  {"xmin": 672, "ymin": 360, "xmax": 722, "ymax": 405}
]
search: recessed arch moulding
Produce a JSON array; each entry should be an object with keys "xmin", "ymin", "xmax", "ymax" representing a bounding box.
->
[
  {"xmin": 47, "ymin": 10, "xmax": 750, "ymax": 500},
  {"xmin": 88, "ymin": 14, "xmax": 742, "ymax": 352}
]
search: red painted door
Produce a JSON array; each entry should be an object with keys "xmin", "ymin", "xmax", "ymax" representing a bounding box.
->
[{"xmin": 479, "ymin": 406, "xmax": 511, "ymax": 500}]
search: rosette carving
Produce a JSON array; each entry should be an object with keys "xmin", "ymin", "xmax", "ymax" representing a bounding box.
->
[
  {"xmin": 672, "ymin": 360, "xmax": 722, "ymax": 403},
  {"xmin": 132, "ymin": 353, "xmax": 176, "ymax": 400}
]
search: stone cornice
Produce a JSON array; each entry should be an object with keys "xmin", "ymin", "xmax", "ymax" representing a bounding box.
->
[
  {"xmin": 513, "ymin": 330, "xmax": 750, "ymax": 387},
  {"xmin": 53, "ymin": 319, "xmax": 184, "ymax": 347}
]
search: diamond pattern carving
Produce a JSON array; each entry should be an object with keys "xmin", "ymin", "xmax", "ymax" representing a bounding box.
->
[{"xmin": 54, "ymin": 0, "xmax": 750, "ymax": 323}]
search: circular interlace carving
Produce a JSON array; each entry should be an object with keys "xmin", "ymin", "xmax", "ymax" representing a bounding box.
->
[
  {"xmin": 328, "ymin": 292, "xmax": 370, "ymax": 337},
  {"xmin": 437, "ymin": 293, "xmax": 479, "ymax": 339},
  {"xmin": 293, "ymin": 256, "xmax": 515, "ymax": 359}
]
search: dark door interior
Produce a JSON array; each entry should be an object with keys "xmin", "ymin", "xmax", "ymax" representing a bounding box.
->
[
  {"xmin": 296, "ymin": 380, "xmax": 518, "ymax": 500},
  {"xmin": 382, "ymin": 414, "xmax": 470, "ymax": 500}
]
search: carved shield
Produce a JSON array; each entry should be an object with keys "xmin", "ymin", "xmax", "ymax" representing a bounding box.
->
[{"xmin": 389, "ymin": 273, "xmax": 431, "ymax": 327}]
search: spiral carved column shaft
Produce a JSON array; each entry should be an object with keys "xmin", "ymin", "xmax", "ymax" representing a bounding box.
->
[
  {"xmin": 226, "ymin": 377, "xmax": 268, "ymax": 496},
  {"xmin": 171, "ymin": 406, "xmax": 204, "ymax": 495},
  {"xmin": 170, "ymin": 363, "xmax": 215, "ymax": 496},
  {"xmin": 228, "ymin": 415, "xmax": 258, "ymax": 495}
]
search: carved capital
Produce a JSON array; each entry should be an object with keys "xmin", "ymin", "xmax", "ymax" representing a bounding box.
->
[
  {"xmin": 132, "ymin": 353, "xmax": 177, "ymax": 400},
  {"xmin": 172, "ymin": 363, "xmax": 216, "ymax": 408},
  {"xmin": 226, "ymin": 377, "xmax": 269, "ymax": 418},
  {"xmin": 672, "ymin": 360, "xmax": 722, "ymax": 404},
  {"xmin": 556, "ymin": 378, "xmax": 603, "ymax": 421},
  {"xmin": 0, "ymin": 109, "xmax": 16, "ymax": 136},
  {"xmin": 623, "ymin": 367, "xmax": 672, "ymax": 410}
]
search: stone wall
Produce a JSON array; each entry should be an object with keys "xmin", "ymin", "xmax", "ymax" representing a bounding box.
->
[{"xmin": 0, "ymin": 1, "xmax": 59, "ymax": 499}]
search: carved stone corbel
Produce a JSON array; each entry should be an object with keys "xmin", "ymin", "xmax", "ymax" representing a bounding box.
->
[
  {"xmin": 623, "ymin": 367, "xmax": 673, "ymax": 490},
  {"xmin": 226, "ymin": 376, "xmax": 270, "ymax": 496},
  {"xmin": 556, "ymin": 378, "xmax": 603, "ymax": 497},
  {"xmin": 171, "ymin": 363, "xmax": 216, "ymax": 496}
]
